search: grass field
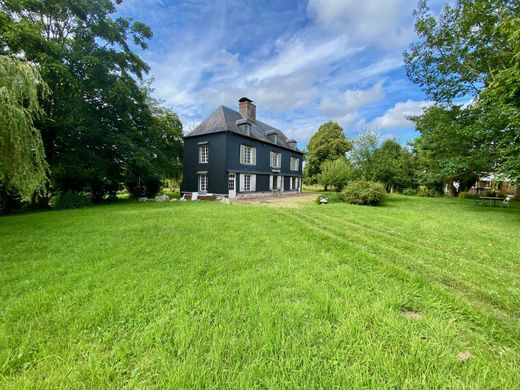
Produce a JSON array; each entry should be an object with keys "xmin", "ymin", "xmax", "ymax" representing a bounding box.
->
[{"xmin": 1, "ymin": 195, "xmax": 519, "ymax": 388}]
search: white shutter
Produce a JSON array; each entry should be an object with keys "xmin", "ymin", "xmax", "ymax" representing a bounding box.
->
[
  {"xmin": 239, "ymin": 174, "xmax": 245, "ymax": 192},
  {"xmin": 290, "ymin": 177, "xmax": 293, "ymax": 190},
  {"xmin": 251, "ymin": 175, "xmax": 256, "ymax": 191},
  {"xmin": 269, "ymin": 175, "xmax": 273, "ymax": 190},
  {"xmin": 251, "ymin": 148, "xmax": 256, "ymax": 165},
  {"xmin": 240, "ymin": 145, "xmax": 245, "ymax": 164}
]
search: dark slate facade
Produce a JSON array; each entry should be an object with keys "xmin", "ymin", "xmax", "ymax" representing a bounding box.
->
[{"xmin": 182, "ymin": 98, "xmax": 304, "ymax": 197}]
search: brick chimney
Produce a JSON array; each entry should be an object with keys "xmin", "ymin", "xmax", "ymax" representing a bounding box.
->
[{"xmin": 239, "ymin": 97, "xmax": 256, "ymax": 122}]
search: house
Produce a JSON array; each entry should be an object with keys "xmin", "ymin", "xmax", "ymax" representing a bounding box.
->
[{"xmin": 182, "ymin": 97, "xmax": 304, "ymax": 198}]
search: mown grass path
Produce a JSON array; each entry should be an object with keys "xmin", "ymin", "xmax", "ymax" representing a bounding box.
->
[{"xmin": 1, "ymin": 196, "xmax": 519, "ymax": 388}]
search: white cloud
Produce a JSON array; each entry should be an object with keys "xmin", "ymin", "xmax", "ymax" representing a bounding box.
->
[
  {"xmin": 307, "ymin": 0, "xmax": 415, "ymax": 47},
  {"xmin": 370, "ymin": 99, "xmax": 433, "ymax": 130},
  {"xmin": 247, "ymin": 34, "xmax": 362, "ymax": 82},
  {"xmin": 320, "ymin": 81, "xmax": 384, "ymax": 117}
]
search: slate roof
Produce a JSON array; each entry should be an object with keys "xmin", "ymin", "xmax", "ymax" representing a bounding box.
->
[{"xmin": 185, "ymin": 105, "xmax": 302, "ymax": 153}]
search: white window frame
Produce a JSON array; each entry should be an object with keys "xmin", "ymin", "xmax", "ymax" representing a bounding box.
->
[
  {"xmin": 240, "ymin": 174, "xmax": 256, "ymax": 192},
  {"xmin": 199, "ymin": 174, "xmax": 208, "ymax": 193},
  {"xmin": 199, "ymin": 144, "xmax": 208, "ymax": 163},
  {"xmin": 290, "ymin": 157, "xmax": 299, "ymax": 171},
  {"xmin": 270, "ymin": 152, "xmax": 281, "ymax": 168},
  {"xmin": 240, "ymin": 145, "xmax": 256, "ymax": 165}
]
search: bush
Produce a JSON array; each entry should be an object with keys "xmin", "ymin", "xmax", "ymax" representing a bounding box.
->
[
  {"xmin": 318, "ymin": 158, "xmax": 353, "ymax": 191},
  {"xmin": 402, "ymin": 188, "xmax": 417, "ymax": 196},
  {"xmin": 342, "ymin": 180, "xmax": 386, "ymax": 206},
  {"xmin": 51, "ymin": 191, "xmax": 92, "ymax": 209}
]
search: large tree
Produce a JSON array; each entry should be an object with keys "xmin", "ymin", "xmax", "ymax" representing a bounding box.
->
[
  {"xmin": 0, "ymin": 0, "xmax": 182, "ymax": 203},
  {"xmin": 0, "ymin": 55, "xmax": 49, "ymax": 209},
  {"xmin": 372, "ymin": 140, "xmax": 416, "ymax": 193},
  {"xmin": 404, "ymin": 0, "xmax": 520, "ymax": 181},
  {"xmin": 304, "ymin": 121, "xmax": 352, "ymax": 184}
]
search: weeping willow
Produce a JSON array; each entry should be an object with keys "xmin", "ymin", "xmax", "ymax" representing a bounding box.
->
[{"xmin": 0, "ymin": 55, "xmax": 49, "ymax": 200}]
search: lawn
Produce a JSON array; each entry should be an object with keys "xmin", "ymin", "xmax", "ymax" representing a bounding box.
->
[{"xmin": 1, "ymin": 196, "xmax": 519, "ymax": 388}]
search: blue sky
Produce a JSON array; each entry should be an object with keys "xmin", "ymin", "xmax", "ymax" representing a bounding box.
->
[{"xmin": 117, "ymin": 0, "xmax": 445, "ymax": 149}]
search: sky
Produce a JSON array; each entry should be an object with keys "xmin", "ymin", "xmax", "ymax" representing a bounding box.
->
[{"xmin": 116, "ymin": 0, "xmax": 446, "ymax": 149}]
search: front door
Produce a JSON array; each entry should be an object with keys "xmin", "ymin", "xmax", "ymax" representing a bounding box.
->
[{"xmin": 228, "ymin": 173, "xmax": 236, "ymax": 198}]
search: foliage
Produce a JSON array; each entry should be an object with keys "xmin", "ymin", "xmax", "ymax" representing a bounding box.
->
[
  {"xmin": 304, "ymin": 121, "xmax": 352, "ymax": 184},
  {"xmin": 417, "ymin": 186, "xmax": 437, "ymax": 197},
  {"xmin": 342, "ymin": 180, "xmax": 386, "ymax": 206},
  {"xmin": 410, "ymin": 105, "xmax": 492, "ymax": 192},
  {"xmin": 404, "ymin": 0, "xmax": 520, "ymax": 181},
  {"xmin": 401, "ymin": 188, "xmax": 418, "ymax": 196},
  {"xmin": 318, "ymin": 158, "xmax": 353, "ymax": 192},
  {"xmin": 372, "ymin": 140, "xmax": 416, "ymax": 192},
  {"xmin": 51, "ymin": 190, "xmax": 91, "ymax": 209},
  {"xmin": 0, "ymin": 55, "xmax": 49, "ymax": 202},
  {"xmin": 349, "ymin": 130, "xmax": 378, "ymax": 181},
  {"xmin": 0, "ymin": 0, "xmax": 183, "ymax": 203}
]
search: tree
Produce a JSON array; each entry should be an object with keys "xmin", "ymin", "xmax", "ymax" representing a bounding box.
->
[
  {"xmin": 0, "ymin": 55, "xmax": 49, "ymax": 209},
  {"xmin": 349, "ymin": 130, "xmax": 378, "ymax": 181},
  {"xmin": 372, "ymin": 140, "xmax": 416, "ymax": 192},
  {"xmin": 410, "ymin": 105, "xmax": 493, "ymax": 192},
  {"xmin": 318, "ymin": 158, "xmax": 353, "ymax": 192},
  {"xmin": 404, "ymin": 0, "xmax": 520, "ymax": 181},
  {"xmin": 0, "ymin": 0, "xmax": 182, "ymax": 202},
  {"xmin": 304, "ymin": 121, "xmax": 352, "ymax": 184}
]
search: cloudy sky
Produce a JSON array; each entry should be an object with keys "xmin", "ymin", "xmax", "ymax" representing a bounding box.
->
[{"xmin": 117, "ymin": 0, "xmax": 445, "ymax": 148}]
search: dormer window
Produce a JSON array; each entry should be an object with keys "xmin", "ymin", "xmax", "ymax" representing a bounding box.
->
[
  {"xmin": 265, "ymin": 130, "xmax": 278, "ymax": 144},
  {"xmin": 236, "ymin": 119, "xmax": 252, "ymax": 136}
]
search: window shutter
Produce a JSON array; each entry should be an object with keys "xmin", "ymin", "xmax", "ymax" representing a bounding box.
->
[
  {"xmin": 239, "ymin": 174, "xmax": 244, "ymax": 192},
  {"xmin": 240, "ymin": 145, "xmax": 245, "ymax": 164},
  {"xmin": 290, "ymin": 177, "xmax": 293, "ymax": 190},
  {"xmin": 251, "ymin": 148, "xmax": 256, "ymax": 165},
  {"xmin": 269, "ymin": 175, "xmax": 273, "ymax": 190},
  {"xmin": 251, "ymin": 175, "xmax": 256, "ymax": 191}
]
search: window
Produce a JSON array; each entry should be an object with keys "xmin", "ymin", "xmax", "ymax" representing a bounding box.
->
[
  {"xmin": 270, "ymin": 152, "xmax": 281, "ymax": 168},
  {"xmin": 240, "ymin": 145, "xmax": 256, "ymax": 165},
  {"xmin": 199, "ymin": 144, "xmax": 208, "ymax": 163},
  {"xmin": 228, "ymin": 173, "xmax": 235, "ymax": 191},
  {"xmin": 199, "ymin": 174, "xmax": 208, "ymax": 192},
  {"xmin": 240, "ymin": 174, "xmax": 256, "ymax": 192},
  {"xmin": 290, "ymin": 157, "xmax": 299, "ymax": 171},
  {"xmin": 244, "ymin": 123, "xmax": 251, "ymax": 136}
]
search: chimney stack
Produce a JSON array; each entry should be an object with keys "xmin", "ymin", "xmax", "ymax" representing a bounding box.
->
[{"xmin": 239, "ymin": 97, "xmax": 256, "ymax": 122}]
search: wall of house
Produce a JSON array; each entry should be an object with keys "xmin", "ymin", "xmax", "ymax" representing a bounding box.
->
[
  {"xmin": 225, "ymin": 132, "xmax": 303, "ymax": 193},
  {"xmin": 182, "ymin": 133, "xmax": 228, "ymax": 194},
  {"xmin": 182, "ymin": 131, "xmax": 304, "ymax": 195}
]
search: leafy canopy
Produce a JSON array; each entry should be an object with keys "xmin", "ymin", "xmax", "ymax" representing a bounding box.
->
[
  {"xmin": 305, "ymin": 121, "xmax": 352, "ymax": 183},
  {"xmin": 0, "ymin": 55, "xmax": 49, "ymax": 200}
]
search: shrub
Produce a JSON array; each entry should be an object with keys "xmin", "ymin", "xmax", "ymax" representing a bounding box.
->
[
  {"xmin": 402, "ymin": 188, "xmax": 417, "ymax": 196},
  {"xmin": 342, "ymin": 180, "xmax": 386, "ymax": 206},
  {"xmin": 417, "ymin": 186, "xmax": 430, "ymax": 197},
  {"xmin": 318, "ymin": 158, "xmax": 353, "ymax": 191},
  {"xmin": 458, "ymin": 191, "xmax": 468, "ymax": 199},
  {"xmin": 51, "ymin": 191, "xmax": 91, "ymax": 209}
]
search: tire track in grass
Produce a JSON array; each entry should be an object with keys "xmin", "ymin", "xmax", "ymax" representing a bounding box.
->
[
  {"xmin": 278, "ymin": 209, "xmax": 520, "ymax": 333},
  {"xmin": 310, "ymin": 207, "xmax": 520, "ymax": 274},
  {"xmin": 290, "ymin": 209, "xmax": 519, "ymax": 321},
  {"xmin": 299, "ymin": 208, "xmax": 519, "ymax": 298}
]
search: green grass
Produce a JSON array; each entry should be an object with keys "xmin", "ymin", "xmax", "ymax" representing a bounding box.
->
[{"xmin": 1, "ymin": 196, "xmax": 519, "ymax": 388}]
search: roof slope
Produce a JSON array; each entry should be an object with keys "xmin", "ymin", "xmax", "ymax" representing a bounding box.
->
[{"xmin": 185, "ymin": 105, "xmax": 302, "ymax": 152}]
